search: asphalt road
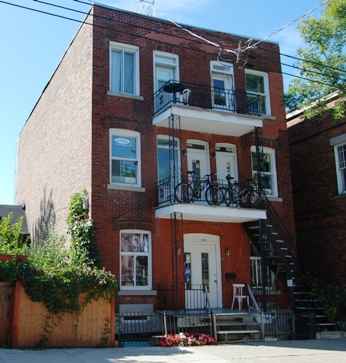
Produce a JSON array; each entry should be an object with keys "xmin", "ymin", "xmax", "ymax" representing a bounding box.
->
[{"xmin": 0, "ymin": 339, "xmax": 346, "ymax": 363}]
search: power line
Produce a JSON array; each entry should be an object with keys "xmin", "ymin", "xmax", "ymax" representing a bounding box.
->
[
  {"xmin": 282, "ymin": 72, "xmax": 344, "ymax": 90},
  {"xmin": 282, "ymin": 62, "xmax": 346, "ymax": 80},
  {"xmin": 1, "ymin": 0, "xmax": 344, "ymax": 89},
  {"xmin": 32, "ymin": 0, "xmax": 112, "ymax": 20}
]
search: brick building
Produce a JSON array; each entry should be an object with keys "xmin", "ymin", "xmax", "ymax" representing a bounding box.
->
[
  {"xmin": 287, "ymin": 93, "xmax": 346, "ymax": 286},
  {"xmin": 16, "ymin": 4, "xmax": 296, "ymax": 316}
]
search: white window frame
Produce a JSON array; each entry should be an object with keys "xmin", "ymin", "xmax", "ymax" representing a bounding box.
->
[
  {"xmin": 334, "ymin": 142, "xmax": 346, "ymax": 195},
  {"xmin": 251, "ymin": 146, "xmax": 278, "ymax": 197},
  {"xmin": 109, "ymin": 129, "xmax": 141, "ymax": 188},
  {"xmin": 153, "ymin": 51, "xmax": 180, "ymax": 92},
  {"xmin": 245, "ymin": 69, "xmax": 271, "ymax": 116},
  {"xmin": 109, "ymin": 41, "xmax": 140, "ymax": 96},
  {"xmin": 250, "ymin": 256, "xmax": 275, "ymax": 292},
  {"xmin": 156, "ymin": 135, "xmax": 181, "ymax": 182},
  {"xmin": 119, "ymin": 230, "xmax": 152, "ymax": 291}
]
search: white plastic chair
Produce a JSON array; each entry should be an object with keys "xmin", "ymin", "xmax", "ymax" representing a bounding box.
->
[
  {"xmin": 179, "ymin": 88, "xmax": 191, "ymax": 105},
  {"xmin": 231, "ymin": 283, "xmax": 250, "ymax": 311}
]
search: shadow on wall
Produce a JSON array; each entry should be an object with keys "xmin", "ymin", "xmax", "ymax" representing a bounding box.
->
[{"xmin": 33, "ymin": 187, "xmax": 56, "ymax": 244}]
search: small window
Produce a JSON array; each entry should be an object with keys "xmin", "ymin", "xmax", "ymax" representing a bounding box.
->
[
  {"xmin": 245, "ymin": 70, "xmax": 270, "ymax": 115},
  {"xmin": 110, "ymin": 42, "xmax": 139, "ymax": 96},
  {"xmin": 251, "ymin": 146, "xmax": 278, "ymax": 197},
  {"xmin": 110, "ymin": 129, "xmax": 141, "ymax": 187},
  {"xmin": 120, "ymin": 230, "xmax": 152, "ymax": 290},
  {"xmin": 334, "ymin": 143, "xmax": 346, "ymax": 194}
]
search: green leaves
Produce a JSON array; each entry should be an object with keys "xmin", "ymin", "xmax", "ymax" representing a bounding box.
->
[
  {"xmin": 0, "ymin": 192, "xmax": 117, "ymax": 315},
  {"xmin": 0, "ymin": 213, "xmax": 26, "ymax": 255},
  {"xmin": 286, "ymin": 0, "xmax": 346, "ymax": 118}
]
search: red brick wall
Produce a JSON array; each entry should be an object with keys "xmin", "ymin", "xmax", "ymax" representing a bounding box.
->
[
  {"xmin": 289, "ymin": 113, "xmax": 346, "ymax": 285},
  {"xmin": 89, "ymin": 5, "xmax": 295, "ymax": 303}
]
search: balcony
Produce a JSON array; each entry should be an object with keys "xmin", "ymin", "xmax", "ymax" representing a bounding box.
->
[
  {"xmin": 153, "ymin": 81, "xmax": 266, "ymax": 136},
  {"xmin": 155, "ymin": 174, "xmax": 267, "ymax": 223}
]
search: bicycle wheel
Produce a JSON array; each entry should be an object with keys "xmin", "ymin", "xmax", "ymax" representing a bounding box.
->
[
  {"xmin": 175, "ymin": 182, "xmax": 193, "ymax": 203},
  {"xmin": 205, "ymin": 185, "xmax": 225, "ymax": 206},
  {"xmin": 225, "ymin": 183, "xmax": 240, "ymax": 207}
]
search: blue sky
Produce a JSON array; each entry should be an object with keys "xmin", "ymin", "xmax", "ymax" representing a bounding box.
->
[{"xmin": 0, "ymin": 0, "xmax": 322, "ymax": 204}]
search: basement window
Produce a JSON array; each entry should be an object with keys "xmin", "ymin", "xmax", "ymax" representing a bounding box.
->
[
  {"xmin": 120, "ymin": 230, "xmax": 152, "ymax": 290},
  {"xmin": 334, "ymin": 142, "xmax": 346, "ymax": 195}
]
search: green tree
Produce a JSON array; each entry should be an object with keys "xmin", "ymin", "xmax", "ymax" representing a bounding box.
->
[
  {"xmin": 0, "ymin": 213, "xmax": 25, "ymax": 254},
  {"xmin": 285, "ymin": 0, "xmax": 346, "ymax": 118}
]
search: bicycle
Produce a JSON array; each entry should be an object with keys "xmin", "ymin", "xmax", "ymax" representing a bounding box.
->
[{"xmin": 222, "ymin": 174, "xmax": 241, "ymax": 207}]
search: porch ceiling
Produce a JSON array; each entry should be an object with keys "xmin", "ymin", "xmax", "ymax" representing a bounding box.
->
[
  {"xmin": 155, "ymin": 204, "xmax": 267, "ymax": 223},
  {"xmin": 153, "ymin": 104, "xmax": 263, "ymax": 137}
]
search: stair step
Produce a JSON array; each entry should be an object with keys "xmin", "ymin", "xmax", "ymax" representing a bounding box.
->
[
  {"xmin": 217, "ymin": 330, "xmax": 260, "ymax": 335},
  {"xmin": 316, "ymin": 323, "xmax": 337, "ymax": 327},
  {"xmin": 275, "ymin": 240, "xmax": 285, "ymax": 243}
]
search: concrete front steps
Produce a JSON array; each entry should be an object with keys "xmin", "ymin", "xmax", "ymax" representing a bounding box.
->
[{"xmin": 213, "ymin": 312, "xmax": 262, "ymax": 343}]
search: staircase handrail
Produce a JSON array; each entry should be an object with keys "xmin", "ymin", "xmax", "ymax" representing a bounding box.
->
[{"xmin": 246, "ymin": 283, "xmax": 261, "ymax": 313}]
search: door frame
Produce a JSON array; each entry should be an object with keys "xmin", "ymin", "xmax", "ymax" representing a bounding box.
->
[
  {"xmin": 186, "ymin": 139, "xmax": 211, "ymax": 177},
  {"xmin": 183, "ymin": 233, "xmax": 223, "ymax": 308},
  {"xmin": 215, "ymin": 142, "xmax": 239, "ymax": 182}
]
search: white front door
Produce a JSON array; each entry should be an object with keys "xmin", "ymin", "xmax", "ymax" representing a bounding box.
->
[
  {"xmin": 216, "ymin": 144, "xmax": 238, "ymax": 182},
  {"xmin": 187, "ymin": 140, "xmax": 210, "ymax": 180},
  {"xmin": 184, "ymin": 234, "xmax": 222, "ymax": 309}
]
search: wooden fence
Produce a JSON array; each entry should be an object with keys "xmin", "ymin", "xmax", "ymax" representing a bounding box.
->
[
  {"xmin": 0, "ymin": 282, "xmax": 13, "ymax": 346},
  {"xmin": 11, "ymin": 283, "xmax": 116, "ymax": 348}
]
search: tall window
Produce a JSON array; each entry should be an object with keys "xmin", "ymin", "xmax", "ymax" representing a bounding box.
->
[
  {"xmin": 210, "ymin": 61, "xmax": 234, "ymax": 110},
  {"xmin": 251, "ymin": 146, "xmax": 278, "ymax": 197},
  {"xmin": 110, "ymin": 129, "xmax": 141, "ymax": 187},
  {"xmin": 120, "ymin": 230, "xmax": 152, "ymax": 290},
  {"xmin": 250, "ymin": 256, "xmax": 275, "ymax": 291},
  {"xmin": 154, "ymin": 51, "xmax": 179, "ymax": 91},
  {"xmin": 334, "ymin": 142, "xmax": 346, "ymax": 194},
  {"xmin": 156, "ymin": 136, "xmax": 180, "ymax": 182},
  {"xmin": 110, "ymin": 42, "xmax": 139, "ymax": 96},
  {"xmin": 245, "ymin": 69, "xmax": 270, "ymax": 115}
]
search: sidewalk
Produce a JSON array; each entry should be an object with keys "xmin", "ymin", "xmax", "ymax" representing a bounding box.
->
[{"xmin": 0, "ymin": 339, "xmax": 346, "ymax": 363}]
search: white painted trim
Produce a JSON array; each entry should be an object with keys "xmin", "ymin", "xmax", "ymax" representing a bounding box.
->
[
  {"xmin": 184, "ymin": 233, "xmax": 223, "ymax": 309},
  {"xmin": 215, "ymin": 142, "xmax": 239, "ymax": 182},
  {"xmin": 245, "ymin": 69, "xmax": 271, "ymax": 116},
  {"xmin": 153, "ymin": 104, "xmax": 263, "ymax": 137},
  {"xmin": 251, "ymin": 145, "xmax": 278, "ymax": 198},
  {"xmin": 334, "ymin": 143, "xmax": 346, "ymax": 195},
  {"xmin": 109, "ymin": 41, "xmax": 140, "ymax": 97},
  {"xmin": 156, "ymin": 134, "xmax": 181, "ymax": 182},
  {"xmin": 156, "ymin": 204, "xmax": 267, "ymax": 223},
  {"xmin": 119, "ymin": 230, "xmax": 152, "ymax": 291},
  {"xmin": 107, "ymin": 184, "xmax": 146, "ymax": 192},
  {"xmin": 109, "ymin": 129, "xmax": 142, "ymax": 188},
  {"xmin": 153, "ymin": 50, "xmax": 180, "ymax": 92}
]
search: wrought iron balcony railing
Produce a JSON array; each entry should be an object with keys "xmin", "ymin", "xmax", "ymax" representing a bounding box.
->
[
  {"xmin": 156, "ymin": 173, "xmax": 264, "ymax": 210},
  {"xmin": 153, "ymin": 80, "xmax": 267, "ymax": 117}
]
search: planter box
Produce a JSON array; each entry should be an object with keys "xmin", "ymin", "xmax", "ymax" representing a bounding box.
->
[
  {"xmin": 0, "ymin": 282, "xmax": 13, "ymax": 347},
  {"xmin": 316, "ymin": 331, "xmax": 345, "ymax": 339},
  {"xmin": 11, "ymin": 282, "xmax": 116, "ymax": 348}
]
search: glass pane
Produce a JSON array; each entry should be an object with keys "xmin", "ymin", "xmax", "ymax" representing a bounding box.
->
[
  {"xmin": 121, "ymin": 233, "xmax": 149, "ymax": 252},
  {"xmin": 112, "ymin": 135, "xmax": 137, "ymax": 159},
  {"xmin": 157, "ymin": 66, "xmax": 175, "ymax": 84},
  {"xmin": 213, "ymin": 79, "xmax": 226, "ymax": 106},
  {"xmin": 121, "ymin": 255, "xmax": 134, "ymax": 286},
  {"xmin": 156, "ymin": 55, "xmax": 177, "ymax": 66},
  {"xmin": 254, "ymin": 172, "xmax": 273, "ymax": 193},
  {"xmin": 342, "ymin": 169, "xmax": 346, "ymax": 192},
  {"xmin": 252, "ymin": 152, "xmax": 272, "ymax": 172},
  {"xmin": 201, "ymin": 253, "xmax": 209, "ymax": 291},
  {"xmin": 246, "ymin": 73, "xmax": 265, "ymax": 93},
  {"xmin": 184, "ymin": 253, "xmax": 192, "ymax": 290},
  {"xmin": 124, "ymin": 52, "xmax": 135, "ymax": 94},
  {"xmin": 338, "ymin": 144, "xmax": 346, "ymax": 169},
  {"xmin": 112, "ymin": 160, "xmax": 138, "ymax": 185},
  {"xmin": 111, "ymin": 50, "xmax": 122, "ymax": 93},
  {"xmin": 157, "ymin": 146, "xmax": 180, "ymax": 182},
  {"xmin": 136, "ymin": 256, "xmax": 148, "ymax": 286},
  {"xmin": 247, "ymin": 94, "xmax": 266, "ymax": 114}
]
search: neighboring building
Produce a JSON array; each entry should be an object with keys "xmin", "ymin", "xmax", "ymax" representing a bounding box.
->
[
  {"xmin": 0, "ymin": 205, "xmax": 29, "ymax": 236},
  {"xmin": 16, "ymin": 4, "xmax": 296, "ymax": 315},
  {"xmin": 287, "ymin": 93, "xmax": 346, "ymax": 286}
]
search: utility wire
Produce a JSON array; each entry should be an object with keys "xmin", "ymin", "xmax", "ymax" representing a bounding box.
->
[
  {"xmin": 34, "ymin": 0, "xmax": 346, "ymax": 76},
  {"xmin": 281, "ymin": 62, "xmax": 346, "ymax": 80},
  {"xmin": 282, "ymin": 72, "xmax": 343, "ymax": 90},
  {"xmin": 0, "ymin": 0, "xmax": 344, "ymax": 90}
]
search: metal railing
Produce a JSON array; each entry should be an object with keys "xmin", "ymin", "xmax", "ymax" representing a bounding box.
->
[
  {"xmin": 156, "ymin": 285, "xmax": 210, "ymax": 311},
  {"xmin": 153, "ymin": 80, "xmax": 267, "ymax": 116},
  {"xmin": 156, "ymin": 174, "xmax": 264, "ymax": 209}
]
